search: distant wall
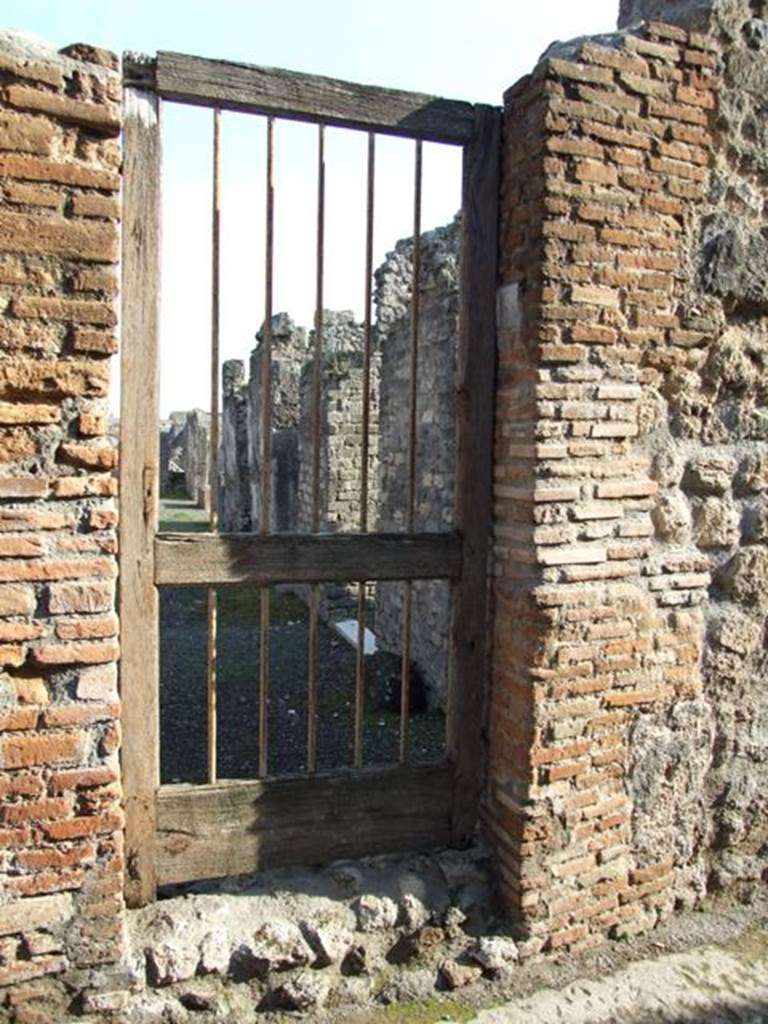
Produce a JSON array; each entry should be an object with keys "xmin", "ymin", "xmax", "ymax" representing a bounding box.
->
[{"xmin": 374, "ymin": 222, "xmax": 459, "ymax": 707}]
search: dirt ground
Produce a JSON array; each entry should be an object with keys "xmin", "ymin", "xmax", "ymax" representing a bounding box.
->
[{"xmin": 334, "ymin": 893, "xmax": 768, "ymax": 1024}]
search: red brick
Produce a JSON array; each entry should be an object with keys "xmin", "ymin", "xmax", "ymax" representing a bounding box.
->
[
  {"xmin": 0, "ymin": 773, "xmax": 43, "ymax": 799},
  {"xmin": 50, "ymin": 476, "xmax": 117, "ymax": 498},
  {"xmin": 0, "ymin": 643, "xmax": 26, "ymax": 666},
  {"xmin": 0, "ymin": 429, "xmax": 35, "ymax": 461},
  {"xmin": 16, "ymin": 842, "xmax": 97, "ymax": 870},
  {"xmin": 0, "ymin": 534, "xmax": 44, "ymax": 557},
  {"xmin": 9, "ymin": 868, "xmax": 86, "ymax": 896},
  {"xmin": 683, "ymin": 48, "xmax": 717, "ymax": 68},
  {"xmin": 48, "ymin": 581, "xmax": 114, "ymax": 613},
  {"xmin": 0, "ymin": 52, "xmax": 64, "ymax": 88},
  {"xmin": 575, "ymin": 159, "xmax": 618, "ymax": 185},
  {"xmin": 44, "ymin": 810, "xmax": 123, "ymax": 841},
  {"xmin": 11, "ymin": 295, "xmax": 117, "ymax": 327},
  {"xmin": 4, "ymin": 85, "xmax": 120, "ymax": 134},
  {"xmin": 3, "ymin": 183, "xmax": 63, "ymax": 213},
  {"xmin": 647, "ymin": 98, "xmax": 708, "ymax": 125},
  {"xmin": 71, "ymin": 267, "xmax": 118, "ymax": 295},
  {"xmin": 0, "ymin": 359, "xmax": 109, "ymax": 400},
  {"xmin": 54, "ymin": 614, "xmax": 118, "ymax": 640},
  {"xmin": 78, "ymin": 412, "xmax": 108, "ymax": 436},
  {"xmin": 0, "ymin": 825, "xmax": 32, "ymax": 847},
  {"xmin": 0, "ymin": 955, "xmax": 67, "ymax": 987},
  {"xmin": 99, "ymin": 721, "xmax": 120, "ymax": 756},
  {"xmin": 31, "ymin": 639, "xmax": 119, "ymax": 666},
  {"xmin": 580, "ymin": 43, "xmax": 648, "ymax": 76},
  {"xmin": 0, "ymin": 731, "xmax": 87, "ymax": 769},
  {"xmin": 0, "ymin": 706, "xmax": 39, "ymax": 730},
  {"xmin": 13, "ymin": 678, "xmax": 48, "ymax": 705},
  {"xmin": 88, "ymin": 507, "xmax": 118, "ymax": 530},
  {"xmin": 0, "ymin": 153, "xmax": 119, "ymax": 190},
  {"xmin": 71, "ymin": 193, "xmax": 120, "ymax": 219},
  {"xmin": 0, "ymin": 321, "xmax": 60, "ymax": 353},
  {"xmin": 2, "ymin": 796, "xmax": 71, "ymax": 824},
  {"xmin": 0, "ymin": 582, "xmax": 35, "ymax": 615},
  {"xmin": 42, "ymin": 701, "xmax": 119, "ymax": 727},
  {"xmin": 0, "ymin": 109, "xmax": 55, "ymax": 156},
  {"xmin": 57, "ymin": 441, "xmax": 117, "ymax": 470},
  {"xmin": 0, "ymin": 556, "xmax": 116, "ymax": 583},
  {"xmin": 70, "ymin": 327, "xmax": 118, "ymax": 355},
  {"xmin": 0, "ymin": 208, "xmax": 117, "ymax": 264},
  {"xmin": 49, "ymin": 766, "xmax": 118, "ymax": 792},
  {"xmin": 0, "ymin": 402, "xmax": 60, "ymax": 425}
]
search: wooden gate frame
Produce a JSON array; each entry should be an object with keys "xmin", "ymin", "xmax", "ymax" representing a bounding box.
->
[{"xmin": 120, "ymin": 52, "xmax": 499, "ymax": 907}]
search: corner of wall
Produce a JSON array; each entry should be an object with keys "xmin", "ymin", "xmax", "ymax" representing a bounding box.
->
[{"xmin": 489, "ymin": 14, "xmax": 733, "ymax": 955}]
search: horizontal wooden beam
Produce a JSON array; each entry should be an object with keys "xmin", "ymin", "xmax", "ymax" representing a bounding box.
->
[
  {"xmin": 156, "ymin": 762, "xmax": 453, "ymax": 885},
  {"xmin": 154, "ymin": 531, "xmax": 462, "ymax": 586},
  {"xmin": 124, "ymin": 51, "xmax": 477, "ymax": 144}
]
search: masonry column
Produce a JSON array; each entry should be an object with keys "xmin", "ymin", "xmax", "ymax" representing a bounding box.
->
[
  {"xmin": 0, "ymin": 33, "xmax": 125, "ymax": 1016},
  {"xmin": 487, "ymin": 14, "xmax": 719, "ymax": 954}
]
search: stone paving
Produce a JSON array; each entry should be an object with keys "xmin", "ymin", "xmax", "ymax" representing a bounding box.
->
[{"xmin": 458, "ymin": 927, "xmax": 768, "ymax": 1024}]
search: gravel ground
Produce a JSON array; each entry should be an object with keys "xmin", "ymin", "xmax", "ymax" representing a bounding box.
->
[
  {"xmin": 158, "ymin": 500, "xmax": 446, "ymax": 783},
  {"xmin": 156, "ymin": 497, "xmax": 444, "ymax": 782}
]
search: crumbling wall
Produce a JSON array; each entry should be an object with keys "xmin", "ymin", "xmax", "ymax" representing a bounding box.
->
[
  {"xmin": 247, "ymin": 312, "xmax": 307, "ymax": 533},
  {"xmin": 374, "ymin": 223, "xmax": 459, "ymax": 707},
  {"xmin": 296, "ymin": 310, "xmax": 377, "ymax": 537},
  {"xmin": 617, "ymin": 0, "xmax": 768, "ymax": 901},
  {"xmin": 158, "ymin": 408, "xmax": 210, "ymax": 510},
  {"xmin": 488, "ymin": 2, "xmax": 766, "ymax": 957},
  {"xmin": 220, "ymin": 360, "xmax": 251, "ymax": 531},
  {"xmin": 0, "ymin": 31, "xmax": 124, "ymax": 1012}
]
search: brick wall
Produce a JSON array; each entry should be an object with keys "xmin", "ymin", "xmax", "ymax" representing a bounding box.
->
[
  {"xmin": 0, "ymin": 33, "xmax": 124, "ymax": 1016},
  {"xmin": 488, "ymin": 19, "xmax": 719, "ymax": 955}
]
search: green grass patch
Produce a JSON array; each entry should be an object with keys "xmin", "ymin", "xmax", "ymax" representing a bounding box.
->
[{"xmin": 349, "ymin": 998, "xmax": 476, "ymax": 1023}]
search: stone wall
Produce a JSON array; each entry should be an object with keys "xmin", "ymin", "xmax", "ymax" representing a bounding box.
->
[
  {"xmin": 374, "ymin": 222, "xmax": 459, "ymax": 707},
  {"xmin": 296, "ymin": 310, "xmax": 374, "ymax": 536},
  {"xmin": 247, "ymin": 312, "xmax": 307, "ymax": 533},
  {"xmin": 618, "ymin": 0, "xmax": 768, "ymax": 902},
  {"xmin": 218, "ymin": 261, "xmax": 455, "ymax": 684},
  {"xmin": 159, "ymin": 408, "xmax": 211, "ymax": 511},
  {"xmin": 220, "ymin": 360, "xmax": 251, "ymax": 532},
  {"xmin": 0, "ymin": 31, "xmax": 124, "ymax": 1010},
  {"xmin": 487, "ymin": 3, "xmax": 766, "ymax": 957}
]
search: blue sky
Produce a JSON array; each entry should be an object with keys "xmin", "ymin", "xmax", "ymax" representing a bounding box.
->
[{"xmin": 2, "ymin": 2, "xmax": 619, "ymax": 414}]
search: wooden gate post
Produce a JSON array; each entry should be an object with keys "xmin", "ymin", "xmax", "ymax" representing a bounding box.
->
[{"xmin": 120, "ymin": 83, "xmax": 162, "ymax": 908}]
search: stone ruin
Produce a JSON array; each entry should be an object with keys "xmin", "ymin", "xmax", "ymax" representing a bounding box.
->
[
  {"xmin": 159, "ymin": 408, "xmax": 211, "ymax": 511},
  {"xmin": 218, "ymin": 222, "xmax": 459, "ymax": 704}
]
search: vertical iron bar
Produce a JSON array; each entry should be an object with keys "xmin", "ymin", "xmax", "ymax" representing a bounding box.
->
[
  {"xmin": 258, "ymin": 116, "xmax": 275, "ymax": 778},
  {"xmin": 307, "ymin": 124, "xmax": 325, "ymax": 773},
  {"xmin": 400, "ymin": 139, "xmax": 422, "ymax": 764},
  {"xmin": 354, "ymin": 132, "xmax": 375, "ymax": 769},
  {"xmin": 207, "ymin": 107, "xmax": 222, "ymax": 784}
]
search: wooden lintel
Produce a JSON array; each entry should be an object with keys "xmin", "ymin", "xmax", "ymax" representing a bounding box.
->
[
  {"xmin": 154, "ymin": 531, "xmax": 462, "ymax": 586},
  {"xmin": 141, "ymin": 51, "xmax": 478, "ymax": 144},
  {"xmin": 156, "ymin": 762, "xmax": 453, "ymax": 885}
]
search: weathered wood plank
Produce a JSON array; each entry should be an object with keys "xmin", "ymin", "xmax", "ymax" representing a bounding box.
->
[
  {"xmin": 156, "ymin": 763, "xmax": 453, "ymax": 885},
  {"xmin": 154, "ymin": 531, "xmax": 462, "ymax": 586},
  {"xmin": 124, "ymin": 52, "xmax": 476, "ymax": 144},
  {"xmin": 448, "ymin": 105, "xmax": 500, "ymax": 844},
  {"xmin": 119, "ymin": 86, "xmax": 162, "ymax": 907}
]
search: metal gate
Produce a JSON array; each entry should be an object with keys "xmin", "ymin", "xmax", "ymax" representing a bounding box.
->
[{"xmin": 119, "ymin": 51, "xmax": 499, "ymax": 906}]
